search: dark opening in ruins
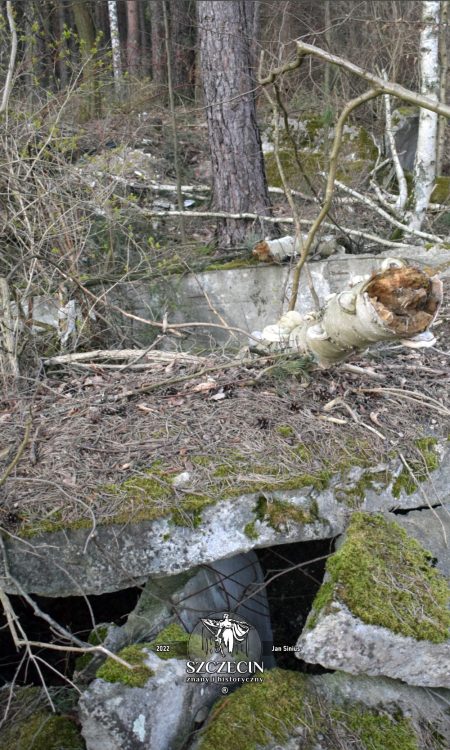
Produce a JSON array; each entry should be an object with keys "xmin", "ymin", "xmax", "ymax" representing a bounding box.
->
[
  {"xmin": 257, "ymin": 537, "xmax": 336, "ymax": 671},
  {"xmin": 0, "ymin": 586, "xmax": 141, "ymax": 686}
]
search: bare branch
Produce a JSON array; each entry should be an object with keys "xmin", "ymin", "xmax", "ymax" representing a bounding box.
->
[
  {"xmin": 0, "ymin": 2, "xmax": 18, "ymax": 115},
  {"xmin": 260, "ymin": 41, "xmax": 450, "ymax": 119}
]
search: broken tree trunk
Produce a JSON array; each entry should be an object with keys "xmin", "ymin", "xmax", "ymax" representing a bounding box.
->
[
  {"xmin": 251, "ymin": 264, "xmax": 442, "ymax": 367},
  {"xmin": 0, "ymin": 277, "xmax": 19, "ymax": 380}
]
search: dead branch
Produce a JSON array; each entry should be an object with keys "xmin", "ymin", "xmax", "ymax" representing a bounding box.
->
[
  {"xmin": 43, "ymin": 349, "xmax": 205, "ymax": 366},
  {"xmin": 260, "ymin": 41, "xmax": 450, "ymax": 119},
  {"xmin": 287, "ymin": 88, "xmax": 380, "ymax": 311},
  {"xmin": 0, "ymin": 2, "xmax": 18, "ymax": 115},
  {"xmin": 0, "ymin": 277, "xmax": 19, "ymax": 380},
  {"xmin": 332, "ymin": 180, "xmax": 442, "ymax": 243},
  {"xmin": 0, "ymin": 417, "xmax": 32, "ymax": 488}
]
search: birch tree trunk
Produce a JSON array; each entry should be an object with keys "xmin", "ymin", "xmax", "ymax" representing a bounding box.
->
[
  {"xmin": 197, "ymin": 1, "xmax": 274, "ymax": 247},
  {"xmin": 252, "ymin": 265, "xmax": 442, "ymax": 368},
  {"xmin": 437, "ymin": 0, "xmax": 449, "ymax": 175},
  {"xmin": 409, "ymin": 1, "xmax": 441, "ymax": 231},
  {"xmin": 108, "ymin": 0, "xmax": 122, "ymax": 89}
]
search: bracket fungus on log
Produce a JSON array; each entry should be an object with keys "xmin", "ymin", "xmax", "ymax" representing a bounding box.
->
[{"xmin": 251, "ymin": 262, "xmax": 442, "ymax": 367}]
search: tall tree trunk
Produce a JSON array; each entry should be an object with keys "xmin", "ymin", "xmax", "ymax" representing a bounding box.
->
[
  {"xmin": 151, "ymin": 0, "xmax": 167, "ymax": 86},
  {"xmin": 170, "ymin": 0, "xmax": 195, "ymax": 98},
  {"xmin": 139, "ymin": 0, "xmax": 150, "ymax": 76},
  {"xmin": 437, "ymin": 0, "xmax": 448, "ymax": 175},
  {"xmin": 126, "ymin": 0, "xmax": 140, "ymax": 77},
  {"xmin": 108, "ymin": 0, "xmax": 122, "ymax": 89},
  {"xmin": 197, "ymin": 0, "xmax": 274, "ymax": 248},
  {"xmin": 56, "ymin": 0, "xmax": 69, "ymax": 89},
  {"xmin": 410, "ymin": 1, "xmax": 441, "ymax": 230},
  {"xmin": 72, "ymin": 0, "xmax": 100, "ymax": 118}
]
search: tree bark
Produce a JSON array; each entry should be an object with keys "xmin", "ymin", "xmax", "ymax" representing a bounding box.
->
[
  {"xmin": 252, "ymin": 265, "xmax": 442, "ymax": 368},
  {"xmin": 170, "ymin": 0, "xmax": 195, "ymax": 97},
  {"xmin": 410, "ymin": 1, "xmax": 441, "ymax": 231},
  {"xmin": 197, "ymin": 0, "xmax": 274, "ymax": 247},
  {"xmin": 125, "ymin": 0, "xmax": 140, "ymax": 76},
  {"xmin": 72, "ymin": 0, "xmax": 100, "ymax": 118},
  {"xmin": 108, "ymin": 0, "xmax": 122, "ymax": 88},
  {"xmin": 0, "ymin": 278, "xmax": 19, "ymax": 381},
  {"xmin": 151, "ymin": 0, "xmax": 167, "ymax": 86},
  {"xmin": 437, "ymin": 0, "xmax": 448, "ymax": 175}
]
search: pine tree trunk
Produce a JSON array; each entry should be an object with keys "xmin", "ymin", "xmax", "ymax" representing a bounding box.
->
[
  {"xmin": 126, "ymin": 0, "xmax": 140, "ymax": 77},
  {"xmin": 410, "ymin": 1, "xmax": 441, "ymax": 230},
  {"xmin": 197, "ymin": 1, "xmax": 274, "ymax": 248}
]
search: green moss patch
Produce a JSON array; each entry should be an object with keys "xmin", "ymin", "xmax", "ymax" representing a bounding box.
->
[
  {"xmin": 197, "ymin": 668, "xmax": 421, "ymax": 750},
  {"xmin": 0, "ymin": 712, "xmax": 84, "ymax": 750},
  {"xmin": 392, "ymin": 438, "xmax": 440, "ymax": 498},
  {"xmin": 96, "ymin": 644, "xmax": 154, "ymax": 687},
  {"xmin": 148, "ymin": 623, "xmax": 189, "ymax": 660},
  {"xmin": 244, "ymin": 521, "xmax": 259, "ymax": 540},
  {"xmin": 321, "ymin": 512, "xmax": 450, "ymax": 642},
  {"xmin": 197, "ymin": 669, "xmax": 308, "ymax": 750},
  {"xmin": 255, "ymin": 495, "xmax": 319, "ymax": 531},
  {"xmin": 330, "ymin": 706, "xmax": 419, "ymax": 750}
]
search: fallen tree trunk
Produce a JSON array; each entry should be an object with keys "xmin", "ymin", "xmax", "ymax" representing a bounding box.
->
[{"xmin": 251, "ymin": 263, "xmax": 442, "ymax": 367}]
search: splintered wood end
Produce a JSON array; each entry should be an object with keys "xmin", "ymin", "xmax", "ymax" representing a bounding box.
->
[
  {"xmin": 252, "ymin": 240, "xmax": 273, "ymax": 262},
  {"xmin": 366, "ymin": 266, "xmax": 442, "ymax": 337}
]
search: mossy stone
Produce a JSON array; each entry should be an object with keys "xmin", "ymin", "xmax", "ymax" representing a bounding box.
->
[
  {"xmin": 148, "ymin": 623, "xmax": 189, "ymax": 660},
  {"xmin": 96, "ymin": 644, "xmax": 154, "ymax": 687},
  {"xmin": 313, "ymin": 512, "xmax": 450, "ymax": 642},
  {"xmin": 392, "ymin": 438, "xmax": 439, "ymax": 498}
]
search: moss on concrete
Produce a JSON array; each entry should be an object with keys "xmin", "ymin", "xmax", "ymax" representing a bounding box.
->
[
  {"xmin": 335, "ymin": 468, "xmax": 391, "ymax": 508},
  {"xmin": 306, "ymin": 580, "xmax": 335, "ymax": 631},
  {"xmin": 331, "ymin": 706, "xmax": 420, "ymax": 750},
  {"xmin": 392, "ymin": 437, "xmax": 440, "ymax": 498},
  {"xmin": 96, "ymin": 644, "xmax": 154, "ymax": 687},
  {"xmin": 206, "ymin": 257, "xmax": 259, "ymax": 271},
  {"xmin": 321, "ymin": 512, "xmax": 450, "ymax": 642},
  {"xmin": 197, "ymin": 667, "xmax": 421, "ymax": 750},
  {"xmin": 0, "ymin": 712, "xmax": 85, "ymax": 750},
  {"xmin": 244, "ymin": 521, "xmax": 259, "ymax": 540},
  {"xmin": 197, "ymin": 669, "xmax": 308, "ymax": 750},
  {"xmin": 254, "ymin": 495, "xmax": 319, "ymax": 531},
  {"xmin": 148, "ymin": 622, "xmax": 189, "ymax": 660}
]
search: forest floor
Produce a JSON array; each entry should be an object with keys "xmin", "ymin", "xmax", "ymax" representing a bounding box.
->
[{"xmin": 1, "ymin": 293, "xmax": 449, "ymax": 537}]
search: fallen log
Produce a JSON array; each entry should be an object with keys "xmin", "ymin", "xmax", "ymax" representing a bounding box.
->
[{"xmin": 251, "ymin": 262, "xmax": 442, "ymax": 367}]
